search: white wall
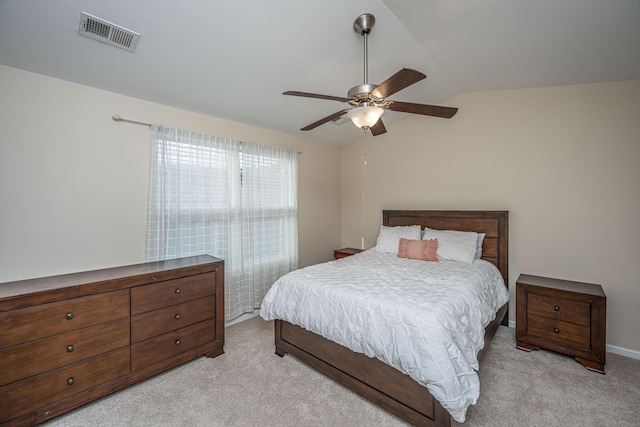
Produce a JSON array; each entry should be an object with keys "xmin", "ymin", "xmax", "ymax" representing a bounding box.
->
[
  {"xmin": 341, "ymin": 80, "xmax": 640, "ymax": 353},
  {"xmin": 0, "ymin": 65, "xmax": 342, "ymax": 282}
]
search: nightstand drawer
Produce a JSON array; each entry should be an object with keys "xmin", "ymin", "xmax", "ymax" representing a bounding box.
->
[
  {"xmin": 527, "ymin": 314, "xmax": 590, "ymax": 349},
  {"xmin": 527, "ymin": 293, "xmax": 590, "ymax": 326}
]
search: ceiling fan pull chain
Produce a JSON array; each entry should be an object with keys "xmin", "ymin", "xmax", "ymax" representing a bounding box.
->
[{"xmin": 363, "ymin": 128, "xmax": 368, "ymax": 167}]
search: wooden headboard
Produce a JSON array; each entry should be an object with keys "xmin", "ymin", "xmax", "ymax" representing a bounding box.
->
[{"xmin": 383, "ymin": 210, "xmax": 509, "ymax": 285}]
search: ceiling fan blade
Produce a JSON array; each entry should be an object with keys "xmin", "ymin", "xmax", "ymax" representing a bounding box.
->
[
  {"xmin": 283, "ymin": 91, "xmax": 349, "ymax": 103},
  {"xmin": 371, "ymin": 68, "xmax": 426, "ymax": 99},
  {"xmin": 388, "ymin": 101, "xmax": 458, "ymax": 119},
  {"xmin": 300, "ymin": 109, "xmax": 350, "ymax": 131},
  {"xmin": 369, "ymin": 118, "xmax": 387, "ymax": 136}
]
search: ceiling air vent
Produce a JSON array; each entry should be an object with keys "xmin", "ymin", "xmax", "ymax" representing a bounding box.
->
[
  {"xmin": 78, "ymin": 12, "xmax": 140, "ymax": 52},
  {"xmin": 331, "ymin": 116, "xmax": 350, "ymax": 126}
]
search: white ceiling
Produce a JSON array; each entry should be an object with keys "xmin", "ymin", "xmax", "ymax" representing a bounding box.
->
[{"xmin": 1, "ymin": 0, "xmax": 639, "ymax": 147}]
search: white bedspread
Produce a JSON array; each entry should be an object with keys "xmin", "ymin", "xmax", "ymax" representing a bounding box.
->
[{"xmin": 259, "ymin": 249, "xmax": 509, "ymax": 422}]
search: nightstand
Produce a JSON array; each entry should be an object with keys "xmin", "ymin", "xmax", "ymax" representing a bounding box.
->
[
  {"xmin": 334, "ymin": 248, "xmax": 363, "ymax": 259},
  {"xmin": 516, "ymin": 274, "xmax": 606, "ymax": 373}
]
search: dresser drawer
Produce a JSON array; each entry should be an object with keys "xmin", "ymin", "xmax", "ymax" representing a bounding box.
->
[
  {"xmin": 131, "ymin": 319, "xmax": 215, "ymax": 371},
  {"xmin": 0, "ymin": 289, "xmax": 130, "ymax": 348},
  {"xmin": 0, "ymin": 347, "xmax": 130, "ymax": 423},
  {"xmin": 527, "ymin": 293, "xmax": 590, "ymax": 326},
  {"xmin": 526, "ymin": 314, "xmax": 590, "ymax": 349},
  {"xmin": 0, "ymin": 318, "xmax": 130, "ymax": 387},
  {"xmin": 131, "ymin": 273, "xmax": 215, "ymax": 315},
  {"xmin": 131, "ymin": 296, "xmax": 215, "ymax": 343}
]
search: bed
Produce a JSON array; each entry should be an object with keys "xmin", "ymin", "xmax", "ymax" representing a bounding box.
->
[{"xmin": 261, "ymin": 210, "xmax": 509, "ymax": 426}]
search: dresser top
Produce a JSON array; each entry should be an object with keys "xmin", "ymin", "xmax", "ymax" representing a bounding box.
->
[
  {"xmin": 0, "ymin": 255, "xmax": 222, "ymax": 311},
  {"xmin": 517, "ymin": 273, "xmax": 606, "ymax": 297}
]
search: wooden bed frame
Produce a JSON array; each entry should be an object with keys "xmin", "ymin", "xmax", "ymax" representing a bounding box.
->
[{"xmin": 274, "ymin": 210, "xmax": 509, "ymax": 426}]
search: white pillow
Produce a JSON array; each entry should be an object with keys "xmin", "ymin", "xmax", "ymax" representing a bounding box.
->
[
  {"xmin": 422, "ymin": 228, "xmax": 479, "ymax": 263},
  {"xmin": 476, "ymin": 233, "xmax": 486, "ymax": 259},
  {"xmin": 374, "ymin": 225, "xmax": 422, "ymax": 254}
]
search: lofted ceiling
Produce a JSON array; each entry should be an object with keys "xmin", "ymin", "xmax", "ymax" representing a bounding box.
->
[{"xmin": 1, "ymin": 0, "xmax": 639, "ymax": 147}]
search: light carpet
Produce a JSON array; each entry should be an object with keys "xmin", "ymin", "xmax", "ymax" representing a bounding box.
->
[{"xmin": 43, "ymin": 316, "xmax": 640, "ymax": 427}]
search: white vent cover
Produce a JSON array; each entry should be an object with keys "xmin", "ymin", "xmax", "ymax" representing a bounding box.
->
[
  {"xmin": 78, "ymin": 12, "xmax": 140, "ymax": 52},
  {"xmin": 331, "ymin": 116, "xmax": 350, "ymax": 125}
]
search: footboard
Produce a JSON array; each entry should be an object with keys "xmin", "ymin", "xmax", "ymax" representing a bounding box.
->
[
  {"xmin": 275, "ymin": 319, "xmax": 451, "ymax": 426},
  {"xmin": 274, "ymin": 302, "xmax": 507, "ymax": 427}
]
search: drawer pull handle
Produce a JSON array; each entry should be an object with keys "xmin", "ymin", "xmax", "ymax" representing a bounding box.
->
[
  {"xmin": 554, "ymin": 328, "xmax": 560, "ymax": 334},
  {"xmin": 175, "ymin": 314, "xmax": 181, "ymax": 320},
  {"xmin": 67, "ymin": 345, "xmax": 74, "ymax": 353},
  {"xmin": 67, "ymin": 378, "xmax": 75, "ymax": 386},
  {"xmin": 175, "ymin": 289, "xmax": 181, "ymax": 295},
  {"xmin": 66, "ymin": 313, "xmax": 74, "ymax": 320},
  {"xmin": 554, "ymin": 306, "xmax": 560, "ymax": 311},
  {"xmin": 175, "ymin": 339, "xmax": 181, "ymax": 346}
]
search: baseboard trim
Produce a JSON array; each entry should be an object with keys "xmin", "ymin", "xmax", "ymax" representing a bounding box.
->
[
  {"xmin": 605, "ymin": 344, "xmax": 640, "ymax": 360},
  {"xmin": 225, "ymin": 310, "xmax": 260, "ymax": 327},
  {"xmin": 508, "ymin": 320, "xmax": 640, "ymax": 360}
]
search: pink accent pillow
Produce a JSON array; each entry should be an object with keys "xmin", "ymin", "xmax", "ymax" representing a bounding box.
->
[{"xmin": 398, "ymin": 238, "xmax": 439, "ymax": 261}]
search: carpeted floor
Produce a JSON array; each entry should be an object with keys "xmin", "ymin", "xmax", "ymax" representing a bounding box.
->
[{"xmin": 43, "ymin": 316, "xmax": 640, "ymax": 427}]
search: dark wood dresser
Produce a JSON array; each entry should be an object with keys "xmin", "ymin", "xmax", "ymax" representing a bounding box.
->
[
  {"xmin": 515, "ymin": 273, "xmax": 606, "ymax": 373},
  {"xmin": 0, "ymin": 255, "xmax": 224, "ymax": 426}
]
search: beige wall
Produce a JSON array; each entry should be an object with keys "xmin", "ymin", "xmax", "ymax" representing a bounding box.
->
[
  {"xmin": 2, "ymin": 64, "xmax": 638, "ymax": 354},
  {"xmin": 0, "ymin": 65, "xmax": 342, "ymax": 282},
  {"xmin": 341, "ymin": 79, "xmax": 640, "ymax": 353}
]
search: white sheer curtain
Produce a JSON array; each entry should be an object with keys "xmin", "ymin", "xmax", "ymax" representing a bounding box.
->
[{"xmin": 146, "ymin": 125, "xmax": 298, "ymax": 321}]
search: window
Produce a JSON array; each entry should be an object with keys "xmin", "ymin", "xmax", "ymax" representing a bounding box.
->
[{"xmin": 146, "ymin": 126, "xmax": 298, "ymax": 321}]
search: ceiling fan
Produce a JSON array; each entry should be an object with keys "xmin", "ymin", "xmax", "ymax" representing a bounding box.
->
[{"xmin": 284, "ymin": 13, "xmax": 458, "ymax": 136}]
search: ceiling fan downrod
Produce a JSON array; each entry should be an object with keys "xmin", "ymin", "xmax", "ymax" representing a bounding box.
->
[
  {"xmin": 354, "ymin": 13, "xmax": 375, "ymax": 84},
  {"xmin": 349, "ymin": 13, "xmax": 378, "ymax": 104}
]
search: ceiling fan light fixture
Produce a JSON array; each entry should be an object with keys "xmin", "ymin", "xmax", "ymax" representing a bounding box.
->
[
  {"xmin": 347, "ymin": 106, "xmax": 384, "ymax": 129},
  {"xmin": 283, "ymin": 13, "xmax": 457, "ymax": 136}
]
